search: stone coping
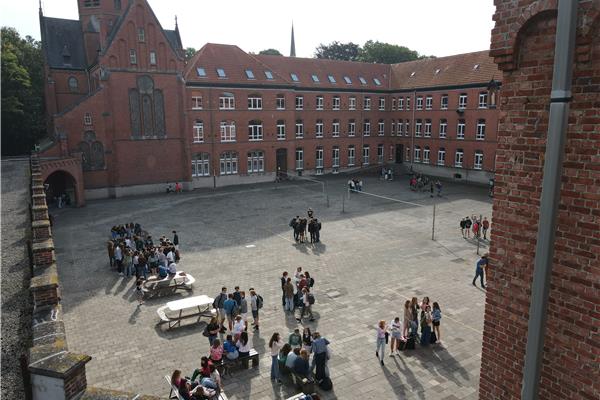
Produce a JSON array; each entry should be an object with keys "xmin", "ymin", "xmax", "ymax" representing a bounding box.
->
[
  {"xmin": 32, "ymin": 204, "xmax": 49, "ymax": 211},
  {"xmin": 32, "ymin": 193, "xmax": 46, "ymax": 199},
  {"xmin": 81, "ymin": 388, "xmax": 164, "ymax": 400},
  {"xmin": 30, "ymin": 262, "xmax": 59, "ymax": 288},
  {"xmin": 31, "ymin": 239, "xmax": 54, "ymax": 252},
  {"xmin": 29, "ymin": 349, "xmax": 91, "ymax": 379},
  {"xmin": 32, "ymin": 219, "xmax": 51, "ymax": 228}
]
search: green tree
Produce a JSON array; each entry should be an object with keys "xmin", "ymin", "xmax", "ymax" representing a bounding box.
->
[
  {"xmin": 315, "ymin": 41, "xmax": 360, "ymax": 61},
  {"xmin": 184, "ymin": 47, "xmax": 196, "ymax": 62},
  {"xmin": 258, "ymin": 48, "xmax": 282, "ymax": 56},
  {"xmin": 359, "ymin": 40, "xmax": 421, "ymax": 64},
  {"xmin": 1, "ymin": 27, "xmax": 45, "ymax": 156}
]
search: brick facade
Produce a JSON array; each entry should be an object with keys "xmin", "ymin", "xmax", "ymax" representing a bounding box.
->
[{"xmin": 480, "ymin": 0, "xmax": 600, "ymax": 399}]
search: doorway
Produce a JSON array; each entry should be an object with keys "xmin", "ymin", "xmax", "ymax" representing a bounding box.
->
[
  {"xmin": 395, "ymin": 144, "xmax": 404, "ymax": 163},
  {"xmin": 276, "ymin": 148, "xmax": 287, "ymax": 178}
]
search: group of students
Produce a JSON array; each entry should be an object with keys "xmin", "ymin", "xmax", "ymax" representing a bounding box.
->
[
  {"xmin": 347, "ymin": 178, "xmax": 364, "ymax": 191},
  {"xmin": 460, "ymin": 215, "xmax": 490, "ymax": 240},
  {"xmin": 375, "ymin": 297, "xmax": 442, "ymax": 365},
  {"xmin": 409, "ymin": 174, "xmax": 443, "ymax": 197},
  {"xmin": 210, "ymin": 286, "xmax": 263, "ymax": 334},
  {"xmin": 289, "ymin": 208, "xmax": 322, "ymax": 244},
  {"xmin": 170, "ymin": 359, "xmax": 223, "ymax": 400},
  {"xmin": 280, "ymin": 268, "xmax": 316, "ymax": 322}
]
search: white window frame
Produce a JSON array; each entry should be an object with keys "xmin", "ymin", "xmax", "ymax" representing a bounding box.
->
[
  {"xmin": 316, "ymin": 147, "xmax": 324, "ymax": 169},
  {"xmin": 406, "ymin": 147, "xmax": 411, "ymax": 162},
  {"xmin": 423, "ymin": 147, "xmax": 430, "ymax": 164},
  {"xmin": 332, "ymin": 147, "xmax": 340, "ymax": 167},
  {"xmin": 193, "ymin": 120, "xmax": 204, "ymax": 143},
  {"xmin": 415, "ymin": 120, "xmax": 422, "ymax": 137},
  {"xmin": 295, "ymin": 96, "xmax": 303, "ymax": 110},
  {"xmin": 379, "ymin": 97, "xmax": 385, "ymax": 110},
  {"xmin": 333, "ymin": 96, "xmax": 340, "ymax": 110},
  {"xmin": 220, "ymin": 152, "xmax": 238, "ymax": 175},
  {"xmin": 363, "ymin": 120, "xmax": 371, "ymax": 136},
  {"xmin": 191, "ymin": 96, "xmax": 203, "ymax": 110},
  {"xmin": 425, "ymin": 96, "xmax": 433, "ymax": 110},
  {"xmin": 476, "ymin": 120, "xmax": 486, "ymax": 140},
  {"xmin": 219, "ymin": 94, "xmax": 235, "ymax": 110},
  {"xmin": 349, "ymin": 96, "xmax": 356, "ymax": 110},
  {"xmin": 129, "ymin": 49, "xmax": 137, "ymax": 65},
  {"xmin": 84, "ymin": 113, "xmax": 92, "ymax": 125},
  {"xmin": 455, "ymin": 150, "xmax": 464, "ymax": 168},
  {"xmin": 137, "ymin": 28, "xmax": 145, "ymax": 42},
  {"xmin": 474, "ymin": 151, "xmax": 483, "ymax": 170},
  {"xmin": 276, "ymin": 95, "xmax": 285, "ymax": 110},
  {"xmin": 437, "ymin": 149, "xmax": 446, "ymax": 166},
  {"xmin": 441, "ymin": 95, "xmax": 448, "ymax": 110},
  {"xmin": 414, "ymin": 146, "xmax": 421, "ymax": 163},
  {"xmin": 248, "ymin": 121, "xmax": 263, "ymax": 141},
  {"xmin": 377, "ymin": 144, "xmax": 384, "ymax": 164},
  {"xmin": 149, "ymin": 51, "xmax": 157, "ymax": 65},
  {"xmin": 406, "ymin": 97, "xmax": 411, "ymax": 110},
  {"xmin": 277, "ymin": 121, "xmax": 285, "ymax": 141},
  {"xmin": 348, "ymin": 121, "xmax": 356, "ymax": 137},
  {"xmin": 439, "ymin": 120, "xmax": 447, "ymax": 138},
  {"xmin": 392, "ymin": 98, "xmax": 396, "ymax": 110},
  {"xmin": 378, "ymin": 121, "xmax": 385, "ymax": 136},
  {"xmin": 295, "ymin": 148, "xmax": 304, "ymax": 170},
  {"xmin": 295, "ymin": 121, "xmax": 304, "ymax": 138},
  {"xmin": 362, "ymin": 145, "xmax": 370, "ymax": 166},
  {"xmin": 247, "ymin": 151, "xmax": 264, "ymax": 173},
  {"xmin": 424, "ymin": 120, "xmax": 432, "ymax": 138},
  {"xmin": 245, "ymin": 69, "xmax": 255, "ymax": 80},
  {"xmin": 457, "ymin": 120, "xmax": 466, "ymax": 139},
  {"xmin": 348, "ymin": 146, "xmax": 356, "ymax": 166},
  {"xmin": 405, "ymin": 120, "xmax": 410, "ymax": 137},
  {"xmin": 398, "ymin": 121, "xmax": 403, "ymax": 136},
  {"xmin": 248, "ymin": 96, "xmax": 262, "ymax": 110},
  {"xmin": 332, "ymin": 121, "xmax": 340, "ymax": 137},
  {"xmin": 478, "ymin": 92, "xmax": 488, "ymax": 109},
  {"xmin": 391, "ymin": 120, "xmax": 396, "ymax": 136},
  {"xmin": 458, "ymin": 94, "xmax": 467, "ymax": 109},
  {"xmin": 192, "ymin": 153, "xmax": 210, "ymax": 177},
  {"xmin": 398, "ymin": 97, "xmax": 404, "ymax": 110},
  {"xmin": 315, "ymin": 121, "xmax": 324, "ymax": 138},
  {"xmin": 363, "ymin": 97, "xmax": 371, "ymax": 111},
  {"xmin": 316, "ymin": 96, "xmax": 324, "ymax": 110},
  {"xmin": 220, "ymin": 121, "xmax": 236, "ymax": 142},
  {"xmin": 416, "ymin": 96, "xmax": 423, "ymax": 110},
  {"xmin": 216, "ymin": 68, "xmax": 227, "ymax": 78}
]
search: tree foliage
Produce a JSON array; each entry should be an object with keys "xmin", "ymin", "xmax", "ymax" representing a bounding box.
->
[
  {"xmin": 315, "ymin": 41, "xmax": 360, "ymax": 61},
  {"xmin": 184, "ymin": 47, "xmax": 196, "ymax": 62},
  {"xmin": 1, "ymin": 27, "xmax": 45, "ymax": 156},
  {"xmin": 259, "ymin": 48, "xmax": 282, "ymax": 56}
]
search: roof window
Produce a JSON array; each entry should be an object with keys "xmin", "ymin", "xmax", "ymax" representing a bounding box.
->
[
  {"xmin": 327, "ymin": 75, "xmax": 336, "ymax": 83},
  {"xmin": 343, "ymin": 76, "xmax": 352, "ymax": 84},
  {"xmin": 373, "ymin": 78, "xmax": 382, "ymax": 86},
  {"xmin": 358, "ymin": 77, "xmax": 367, "ymax": 85},
  {"xmin": 196, "ymin": 68, "xmax": 207, "ymax": 77},
  {"xmin": 311, "ymin": 74, "xmax": 320, "ymax": 83},
  {"xmin": 216, "ymin": 68, "xmax": 227, "ymax": 78},
  {"xmin": 290, "ymin": 73, "xmax": 299, "ymax": 82},
  {"xmin": 473, "ymin": 64, "xmax": 480, "ymax": 70},
  {"xmin": 245, "ymin": 69, "xmax": 255, "ymax": 79},
  {"xmin": 410, "ymin": 71, "xmax": 416, "ymax": 77},
  {"xmin": 264, "ymin": 71, "xmax": 274, "ymax": 80},
  {"xmin": 435, "ymin": 68, "xmax": 441, "ymax": 75}
]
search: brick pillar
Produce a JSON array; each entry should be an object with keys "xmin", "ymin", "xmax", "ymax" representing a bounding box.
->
[
  {"xmin": 31, "ymin": 240, "xmax": 55, "ymax": 268},
  {"xmin": 32, "ymin": 220, "xmax": 52, "ymax": 242},
  {"xmin": 32, "ymin": 205, "xmax": 49, "ymax": 222},
  {"xmin": 32, "ymin": 194, "xmax": 47, "ymax": 207},
  {"xmin": 32, "ymin": 185, "xmax": 45, "ymax": 196},
  {"xmin": 29, "ymin": 350, "xmax": 91, "ymax": 400}
]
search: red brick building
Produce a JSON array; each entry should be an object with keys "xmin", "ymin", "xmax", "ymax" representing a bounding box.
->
[
  {"xmin": 38, "ymin": 0, "xmax": 501, "ymax": 202},
  {"xmin": 480, "ymin": 0, "xmax": 600, "ymax": 399}
]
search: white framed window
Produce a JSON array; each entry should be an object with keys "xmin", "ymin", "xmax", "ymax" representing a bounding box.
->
[
  {"xmin": 138, "ymin": 28, "xmax": 145, "ymax": 42},
  {"xmin": 478, "ymin": 92, "xmax": 488, "ymax": 108},
  {"xmin": 458, "ymin": 93, "xmax": 467, "ymax": 109},
  {"xmin": 392, "ymin": 98, "xmax": 396, "ymax": 110},
  {"xmin": 315, "ymin": 120, "xmax": 324, "ymax": 138},
  {"xmin": 398, "ymin": 121, "xmax": 403, "ymax": 135},
  {"xmin": 377, "ymin": 144, "xmax": 384, "ymax": 164},
  {"xmin": 343, "ymin": 76, "xmax": 352, "ymax": 84},
  {"xmin": 191, "ymin": 153, "xmax": 210, "ymax": 177},
  {"xmin": 414, "ymin": 146, "xmax": 421, "ymax": 163},
  {"xmin": 316, "ymin": 96, "xmax": 324, "ymax": 110},
  {"xmin": 362, "ymin": 145, "xmax": 370, "ymax": 165},
  {"xmin": 327, "ymin": 75, "xmax": 336, "ymax": 84},
  {"xmin": 426, "ymin": 96, "xmax": 433, "ymax": 110},
  {"xmin": 332, "ymin": 146, "xmax": 340, "ymax": 167},
  {"xmin": 295, "ymin": 148, "xmax": 304, "ymax": 170},
  {"xmin": 129, "ymin": 49, "xmax": 137, "ymax": 64},
  {"xmin": 455, "ymin": 149, "xmax": 464, "ymax": 168},
  {"xmin": 406, "ymin": 97, "xmax": 411, "ymax": 110},
  {"xmin": 424, "ymin": 119, "xmax": 432, "ymax": 138},
  {"xmin": 457, "ymin": 120, "xmax": 466, "ymax": 139},
  {"xmin": 441, "ymin": 94, "xmax": 448, "ymax": 110},
  {"xmin": 248, "ymin": 120, "xmax": 263, "ymax": 141},
  {"xmin": 247, "ymin": 96, "xmax": 262, "ymax": 110},
  {"xmin": 332, "ymin": 120, "xmax": 340, "ymax": 137},
  {"xmin": 264, "ymin": 70, "xmax": 274, "ymax": 80},
  {"xmin": 216, "ymin": 68, "xmax": 227, "ymax": 78},
  {"xmin": 398, "ymin": 97, "xmax": 404, "ymax": 110},
  {"xmin": 474, "ymin": 151, "xmax": 484, "ymax": 170},
  {"xmin": 348, "ymin": 120, "xmax": 356, "ymax": 137},
  {"xmin": 316, "ymin": 147, "xmax": 324, "ymax": 168},
  {"xmin": 193, "ymin": 120, "xmax": 204, "ymax": 143},
  {"xmin": 405, "ymin": 120, "xmax": 410, "ymax": 136},
  {"xmin": 220, "ymin": 152, "xmax": 238, "ymax": 175},
  {"xmin": 219, "ymin": 93, "xmax": 235, "ymax": 110},
  {"xmin": 149, "ymin": 51, "xmax": 156, "ymax": 65},
  {"xmin": 290, "ymin": 73, "xmax": 299, "ymax": 82},
  {"xmin": 439, "ymin": 119, "xmax": 447, "ymax": 138},
  {"xmin": 363, "ymin": 119, "xmax": 371, "ymax": 136},
  {"xmin": 476, "ymin": 119, "xmax": 486, "ymax": 140},
  {"xmin": 295, "ymin": 96, "xmax": 303, "ymax": 110},
  {"xmin": 438, "ymin": 148, "xmax": 446, "ymax": 166},
  {"xmin": 276, "ymin": 95, "xmax": 285, "ymax": 110},
  {"xmin": 363, "ymin": 96, "xmax": 371, "ymax": 110},
  {"xmin": 295, "ymin": 120, "xmax": 304, "ymax": 138},
  {"xmin": 379, "ymin": 97, "xmax": 385, "ymax": 110},
  {"xmin": 277, "ymin": 120, "xmax": 285, "ymax": 140},
  {"xmin": 196, "ymin": 67, "xmax": 207, "ymax": 77},
  {"xmin": 247, "ymin": 151, "xmax": 264, "ymax": 173},
  {"xmin": 220, "ymin": 121, "xmax": 236, "ymax": 142},
  {"xmin": 245, "ymin": 69, "xmax": 255, "ymax": 79},
  {"xmin": 348, "ymin": 145, "xmax": 355, "ymax": 166},
  {"xmin": 311, "ymin": 74, "xmax": 320, "ymax": 83},
  {"xmin": 391, "ymin": 120, "xmax": 396, "ymax": 136},
  {"xmin": 358, "ymin": 77, "xmax": 367, "ymax": 85},
  {"xmin": 191, "ymin": 96, "xmax": 203, "ymax": 110},
  {"xmin": 84, "ymin": 112, "xmax": 92, "ymax": 125},
  {"xmin": 423, "ymin": 147, "xmax": 430, "ymax": 164},
  {"xmin": 349, "ymin": 96, "xmax": 356, "ymax": 110},
  {"xmin": 416, "ymin": 96, "xmax": 423, "ymax": 110},
  {"xmin": 378, "ymin": 120, "xmax": 385, "ymax": 136},
  {"xmin": 415, "ymin": 119, "xmax": 422, "ymax": 137},
  {"xmin": 333, "ymin": 96, "xmax": 340, "ymax": 110}
]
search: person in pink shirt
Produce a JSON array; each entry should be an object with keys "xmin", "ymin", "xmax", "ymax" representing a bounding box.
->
[{"xmin": 209, "ymin": 338, "xmax": 223, "ymax": 363}]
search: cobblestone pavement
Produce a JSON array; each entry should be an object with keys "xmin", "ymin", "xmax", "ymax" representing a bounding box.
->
[{"xmin": 51, "ymin": 174, "xmax": 492, "ymax": 400}]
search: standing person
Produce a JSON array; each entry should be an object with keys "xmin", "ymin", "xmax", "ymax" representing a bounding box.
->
[
  {"xmin": 307, "ymin": 208, "xmax": 314, "ymax": 219},
  {"xmin": 223, "ymin": 294, "xmax": 237, "ymax": 332},
  {"xmin": 205, "ymin": 316, "xmax": 220, "ymax": 346},
  {"xmin": 296, "ymin": 287, "xmax": 314, "ymax": 322},
  {"xmin": 472, "ymin": 254, "xmax": 488, "ymax": 288},
  {"xmin": 107, "ymin": 240, "xmax": 115, "ymax": 268},
  {"xmin": 213, "ymin": 287, "xmax": 228, "ymax": 333},
  {"xmin": 135, "ymin": 279, "xmax": 145, "ymax": 305},
  {"xmin": 288, "ymin": 328, "xmax": 302, "ymax": 348},
  {"xmin": 311, "ymin": 332, "xmax": 330, "ymax": 379},
  {"xmin": 308, "ymin": 219, "xmax": 316, "ymax": 243},
  {"xmin": 305, "ymin": 271, "xmax": 314, "ymax": 290},
  {"xmin": 390, "ymin": 317, "xmax": 402, "ymax": 356},
  {"xmin": 269, "ymin": 332, "xmax": 284, "ymax": 383},
  {"xmin": 403, "ymin": 300, "xmax": 412, "ymax": 338},
  {"xmin": 299, "ymin": 218, "xmax": 307, "ymax": 243},
  {"xmin": 435, "ymin": 180, "xmax": 442, "ymax": 196},
  {"xmin": 472, "ymin": 218, "xmax": 480, "ymax": 239},
  {"xmin": 250, "ymin": 288, "xmax": 260, "ymax": 331},
  {"xmin": 233, "ymin": 286, "xmax": 242, "ymax": 315},
  {"xmin": 410, "ymin": 297, "xmax": 420, "ymax": 336},
  {"xmin": 460, "ymin": 218, "xmax": 467, "ymax": 238},
  {"xmin": 239, "ymin": 291, "xmax": 248, "ymax": 331},
  {"xmin": 431, "ymin": 302, "xmax": 442, "ymax": 343},
  {"xmin": 430, "ymin": 181, "xmax": 434, "ymax": 198},
  {"xmin": 314, "ymin": 219, "xmax": 322, "ymax": 243},
  {"xmin": 290, "ymin": 216, "xmax": 299, "ymax": 241},
  {"xmin": 280, "ymin": 271, "xmax": 288, "ymax": 307},
  {"xmin": 482, "ymin": 217, "xmax": 490, "ymax": 240},
  {"xmin": 375, "ymin": 320, "xmax": 387, "ymax": 365},
  {"xmin": 302, "ymin": 327, "xmax": 313, "ymax": 353},
  {"xmin": 284, "ymin": 278, "xmax": 295, "ymax": 312},
  {"xmin": 420, "ymin": 296, "xmax": 430, "ymax": 312},
  {"xmin": 465, "ymin": 216, "xmax": 472, "ymax": 238},
  {"xmin": 114, "ymin": 244, "xmax": 123, "ymax": 275},
  {"xmin": 172, "ymin": 230, "xmax": 179, "ymax": 251},
  {"xmin": 420, "ymin": 305, "xmax": 433, "ymax": 346}
]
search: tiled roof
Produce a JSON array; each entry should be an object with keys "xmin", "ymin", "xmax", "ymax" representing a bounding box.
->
[
  {"xmin": 390, "ymin": 51, "xmax": 499, "ymax": 90},
  {"xmin": 164, "ymin": 30, "xmax": 182, "ymax": 51},
  {"xmin": 40, "ymin": 17, "xmax": 87, "ymax": 69}
]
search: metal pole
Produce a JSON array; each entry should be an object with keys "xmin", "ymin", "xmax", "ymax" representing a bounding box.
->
[
  {"xmin": 431, "ymin": 203, "xmax": 436, "ymax": 241},
  {"xmin": 342, "ymin": 194, "xmax": 345, "ymax": 213},
  {"xmin": 522, "ymin": 1, "xmax": 577, "ymax": 399}
]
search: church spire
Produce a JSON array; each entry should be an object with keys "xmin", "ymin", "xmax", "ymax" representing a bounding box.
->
[{"xmin": 290, "ymin": 22, "xmax": 296, "ymax": 57}]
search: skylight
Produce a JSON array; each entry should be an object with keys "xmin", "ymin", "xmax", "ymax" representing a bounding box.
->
[
  {"xmin": 290, "ymin": 73, "xmax": 299, "ymax": 82},
  {"xmin": 216, "ymin": 68, "xmax": 227, "ymax": 78},
  {"xmin": 358, "ymin": 77, "xmax": 367, "ymax": 85},
  {"xmin": 328, "ymin": 75, "xmax": 336, "ymax": 83},
  {"xmin": 311, "ymin": 74, "xmax": 320, "ymax": 83},
  {"xmin": 245, "ymin": 69, "xmax": 255, "ymax": 79},
  {"xmin": 410, "ymin": 71, "xmax": 416, "ymax": 77},
  {"xmin": 343, "ymin": 76, "xmax": 352, "ymax": 84},
  {"xmin": 473, "ymin": 64, "xmax": 480, "ymax": 70},
  {"xmin": 435, "ymin": 68, "xmax": 441, "ymax": 75},
  {"xmin": 373, "ymin": 78, "xmax": 381, "ymax": 86},
  {"xmin": 196, "ymin": 67, "xmax": 207, "ymax": 77},
  {"xmin": 264, "ymin": 71, "xmax": 274, "ymax": 80}
]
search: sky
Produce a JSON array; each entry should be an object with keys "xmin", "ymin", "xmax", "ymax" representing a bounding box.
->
[{"xmin": 1, "ymin": 0, "xmax": 496, "ymax": 58}]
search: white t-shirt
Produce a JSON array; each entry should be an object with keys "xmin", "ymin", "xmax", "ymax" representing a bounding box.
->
[
  {"xmin": 233, "ymin": 320, "xmax": 244, "ymax": 336},
  {"xmin": 390, "ymin": 320, "xmax": 403, "ymax": 334},
  {"xmin": 237, "ymin": 340, "xmax": 251, "ymax": 353},
  {"xmin": 167, "ymin": 251, "xmax": 175, "ymax": 263},
  {"xmin": 168, "ymin": 262, "xmax": 177, "ymax": 274}
]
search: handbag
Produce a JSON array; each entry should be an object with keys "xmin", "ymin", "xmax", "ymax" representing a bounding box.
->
[{"xmin": 202, "ymin": 327, "xmax": 210, "ymax": 337}]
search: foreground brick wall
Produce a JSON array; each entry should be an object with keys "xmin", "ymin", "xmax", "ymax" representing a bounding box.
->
[{"xmin": 480, "ymin": 1, "xmax": 600, "ymax": 399}]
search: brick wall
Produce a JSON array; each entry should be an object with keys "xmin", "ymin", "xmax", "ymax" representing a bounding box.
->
[{"xmin": 480, "ymin": 1, "xmax": 600, "ymax": 399}]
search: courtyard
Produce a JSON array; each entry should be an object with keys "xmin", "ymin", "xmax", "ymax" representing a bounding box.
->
[{"xmin": 51, "ymin": 172, "xmax": 492, "ymax": 400}]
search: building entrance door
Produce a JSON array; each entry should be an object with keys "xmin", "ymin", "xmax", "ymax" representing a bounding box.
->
[
  {"xmin": 395, "ymin": 144, "xmax": 404, "ymax": 163},
  {"xmin": 276, "ymin": 148, "xmax": 287, "ymax": 178}
]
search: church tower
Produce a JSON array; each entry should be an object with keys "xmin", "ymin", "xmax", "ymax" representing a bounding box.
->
[{"xmin": 78, "ymin": 0, "xmax": 127, "ymax": 65}]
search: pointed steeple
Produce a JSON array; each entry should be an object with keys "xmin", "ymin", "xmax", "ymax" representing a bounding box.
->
[
  {"xmin": 290, "ymin": 22, "xmax": 296, "ymax": 57},
  {"xmin": 39, "ymin": 0, "xmax": 43, "ymax": 17}
]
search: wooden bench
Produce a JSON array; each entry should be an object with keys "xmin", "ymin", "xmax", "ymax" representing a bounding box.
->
[
  {"xmin": 144, "ymin": 271, "xmax": 195, "ymax": 298},
  {"xmin": 222, "ymin": 348, "xmax": 259, "ymax": 375},
  {"xmin": 281, "ymin": 365, "xmax": 315, "ymax": 394},
  {"xmin": 164, "ymin": 375, "xmax": 228, "ymax": 400}
]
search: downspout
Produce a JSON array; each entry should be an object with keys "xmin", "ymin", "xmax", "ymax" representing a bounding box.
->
[
  {"xmin": 521, "ymin": 1, "xmax": 578, "ymax": 399},
  {"xmin": 410, "ymin": 90, "xmax": 416, "ymax": 168}
]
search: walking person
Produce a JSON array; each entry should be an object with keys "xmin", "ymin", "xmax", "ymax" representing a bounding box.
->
[
  {"xmin": 432, "ymin": 302, "xmax": 442, "ymax": 343},
  {"xmin": 375, "ymin": 320, "xmax": 387, "ymax": 366},
  {"xmin": 135, "ymin": 279, "xmax": 145, "ymax": 305},
  {"xmin": 314, "ymin": 219, "xmax": 322, "ymax": 243},
  {"xmin": 284, "ymin": 277, "xmax": 295, "ymax": 312},
  {"xmin": 296, "ymin": 287, "xmax": 314, "ymax": 322},
  {"xmin": 472, "ymin": 254, "xmax": 488, "ymax": 288},
  {"xmin": 389, "ymin": 317, "xmax": 402, "ymax": 356},
  {"xmin": 308, "ymin": 219, "xmax": 316, "ymax": 243},
  {"xmin": 460, "ymin": 218, "xmax": 467, "ymax": 238},
  {"xmin": 250, "ymin": 288, "xmax": 260, "ymax": 331},
  {"xmin": 435, "ymin": 180, "xmax": 442, "ymax": 196},
  {"xmin": 290, "ymin": 216, "xmax": 299, "ymax": 241},
  {"xmin": 172, "ymin": 230, "xmax": 179, "ymax": 251},
  {"xmin": 482, "ymin": 217, "xmax": 490, "ymax": 240},
  {"xmin": 465, "ymin": 216, "xmax": 472, "ymax": 238},
  {"xmin": 269, "ymin": 332, "xmax": 284, "ymax": 384}
]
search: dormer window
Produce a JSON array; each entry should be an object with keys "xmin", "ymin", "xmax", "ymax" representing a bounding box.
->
[
  {"xmin": 343, "ymin": 76, "xmax": 352, "ymax": 84},
  {"xmin": 327, "ymin": 75, "xmax": 336, "ymax": 83},
  {"xmin": 68, "ymin": 76, "xmax": 78, "ymax": 92},
  {"xmin": 61, "ymin": 45, "xmax": 71, "ymax": 65},
  {"xmin": 216, "ymin": 68, "xmax": 227, "ymax": 78},
  {"xmin": 245, "ymin": 69, "xmax": 255, "ymax": 79},
  {"xmin": 358, "ymin": 77, "xmax": 367, "ymax": 85},
  {"xmin": 196, "ymin": 67, "xmax": 207, "ymax": 77},
  {"xmin": 264, "ymin": 71, "xmax": 274, "ymax": 80},
  {"xmin": 311, "ymin": 74, "xmax": 320, "ymax": 83},
  {"xmin": 290, "ymin": 73, "xmax": 299, "ymax": 82}
]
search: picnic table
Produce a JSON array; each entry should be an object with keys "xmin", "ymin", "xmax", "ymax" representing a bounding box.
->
[
  {"xmin": 157, "ymin": 295, "xmax": 215, "ymax": 329},
  {"xmin": 143, "ymin": 271, "xmax": 195, "ymax": 298}
]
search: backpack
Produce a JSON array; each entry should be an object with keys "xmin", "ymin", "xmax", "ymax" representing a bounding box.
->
[
  {"xmin": 307, "ymin": 293, "xmax": 315, "ymax": 305},
  {"xmin": 309, "ymin": 277, "xmax": 315, "ymax": 288},
  {"xmin": 256, "ymin": 295, "xmax": 264, "ymax": 309},
  {"xmin": 318, "ymin": 377, "xmax": 333, "ymax": 391},
  {"xmin": 289, "ymin": 219, "xmax": 295, "ymax": 227}
]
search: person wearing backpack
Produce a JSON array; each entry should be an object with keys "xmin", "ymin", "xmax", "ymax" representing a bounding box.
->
[
  {"xmin": 213, "ymin": 287, "xmax": 228, "ymax": 333},
  {"xmin": 296, "ymin": 287, "xmax": 314, "ymax": 322},
  {"xmin": 249, "ymin": 288, "xmax": 261, "ymax": 331}
]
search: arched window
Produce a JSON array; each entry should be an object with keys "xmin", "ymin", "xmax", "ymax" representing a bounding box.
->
[
  {"xmin": 128, "ymin": 75, "xmax": 166, "ymax": 138},
  {"xmin": 220, "ymin": 121, "xmax": 236, "ymax": 142},
  {"xmin": 68, "ymin": 76, "xmax": 79, "ymax": 92}
]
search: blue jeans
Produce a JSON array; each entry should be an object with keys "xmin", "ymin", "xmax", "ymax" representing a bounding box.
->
[
  {"xmin": 208, "ymin": 334, "xmax": 217, "ymax": 346},
  {"xmin": 285, "ymin": 297, "xmax": 294, "ymax": 311},
  {"xmin": 376, "ymin": 337, "xmax": 385, "ymax": 361},
  {"xmin": 271, "ymin": 355, "xmax": 279, "ymax": 380},
  {"xmin": 421, "ymin": 326, "xmax": 432, "ymax": 346}
]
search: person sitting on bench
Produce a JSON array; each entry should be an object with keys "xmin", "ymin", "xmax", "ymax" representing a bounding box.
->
[
  {"xmin": 171, "ymin": 369, "xmax": 207, "ymax": 400},
  {"xmin": 224, "ymin": 334, "xmax": 239, "ymax": 360},
  {"xmin": 167, "ymin": 262, "xmax": 177, "ymax": 277},
  {"xmin": 293, "ymin": 349, "xmax": 311, "ymax": 378},
  {"xmin": 158, "ymin": 264, "xmax": 169, "ymax": 279},
  {"xmin": 285, "ymin": 347, "xmax": 301, "ymax": 369}
]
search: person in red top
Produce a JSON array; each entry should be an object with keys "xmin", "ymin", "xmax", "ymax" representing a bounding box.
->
[
  {"xmin": 482, "ymin": 217, "xmax": 490, "ymax": 240},
  {"xmin": 472, "ymin": 220, "xmax": 480, "ymax": 238}
]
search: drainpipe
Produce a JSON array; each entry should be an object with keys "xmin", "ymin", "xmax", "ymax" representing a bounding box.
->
[
  {"xmin": 521, "ymin": 1, "xmax": 578, "ymax": 399},
  {"xmin": 410, "ymin": 90, "xmax": 416, "ymax": 169}
]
